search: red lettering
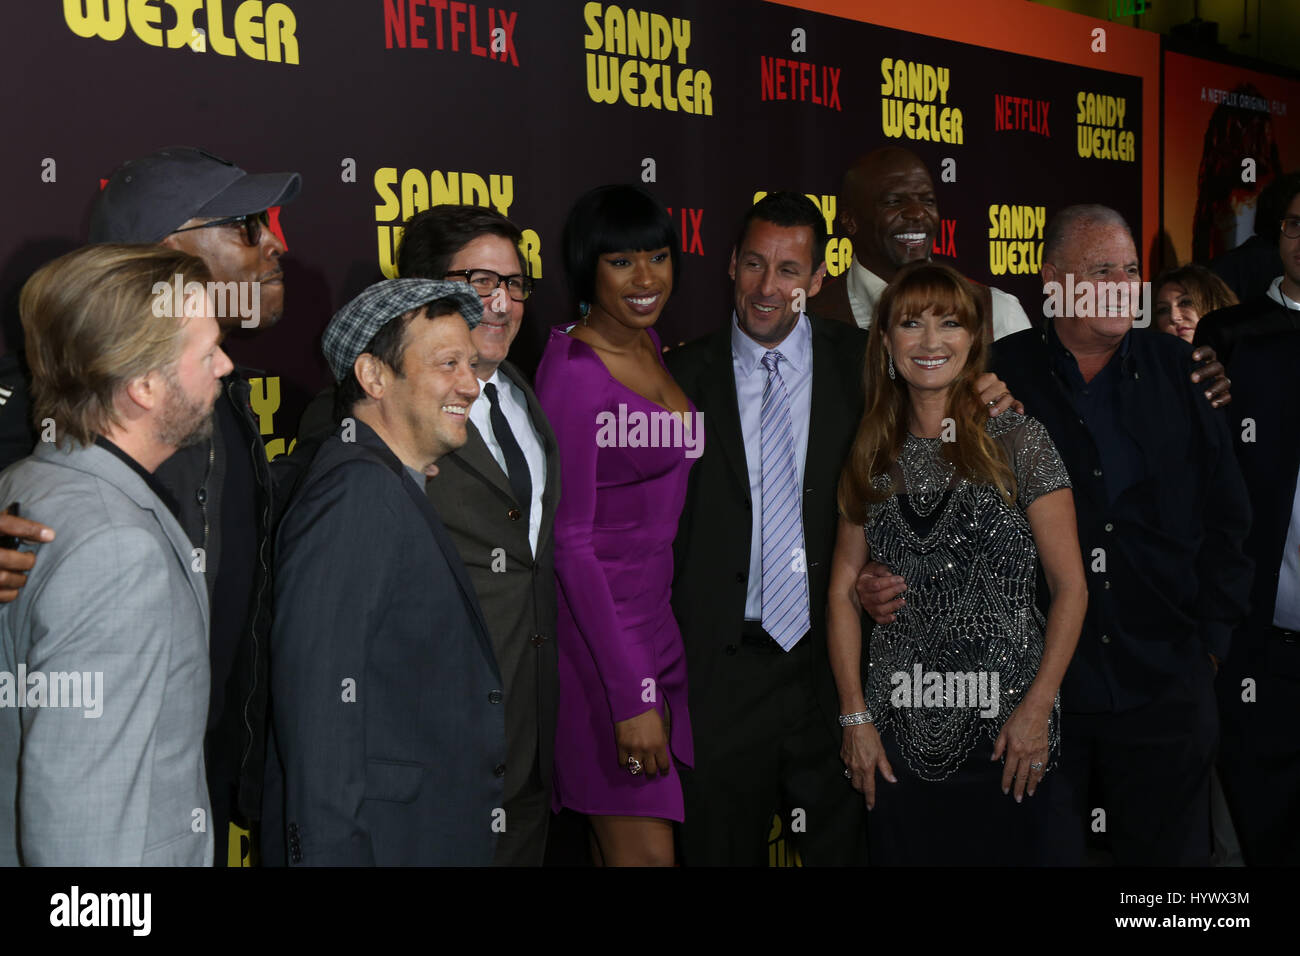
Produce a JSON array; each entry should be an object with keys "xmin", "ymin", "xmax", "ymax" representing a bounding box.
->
[
  {"xmin": 429, "ymin": 0, "xmax": 447, "ymax": 47},
  {"xmin": 469, "ymin": 3, "xmax": 487, "ymax": 56},
  {"xmin": 761, "ymin": 56, "xmax": 776, "ymax": 100},
  {"xmin": 800, "ymin": 61, "xmax": 810, "ymax": 102},
  {"xmin": 410, "ymin": 0, "xmax": 428, "ymax": 49},
  {"xmin": 497, "ymin": 8, "xmax": 518, "ymax": 67},
  {"xmin": 384, "ymin": 0, "xmax": 406, "ymax": 48},
  {"xmin": 450, "ymin": 1, "xmax": 467, "ymax": 51},
  {"xmin": 688, "ymin": 208, "xmax": 704, "ymax": 255},
  {"xmin": 775, "ymin": 57, "xmax": 787, "ymax": 99},
  {"xmin": 827, "ymin": 66, "xmax": 841, "ymax": 111}
]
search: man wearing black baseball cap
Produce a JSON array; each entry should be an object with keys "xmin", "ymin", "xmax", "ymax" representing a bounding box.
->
[
  {"xmin": 263, "ymin": 279, "xmax": 507, "ymax": 865},
  {"xmin": 0, "ymin": 147, "xmax": 303, "ymax": 866}
]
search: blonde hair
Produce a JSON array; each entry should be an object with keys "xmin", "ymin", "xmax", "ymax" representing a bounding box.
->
[
  {"xmin": 20, "ymin": 243, "xmax": 211, "ymax": 447},
  {"xmin": 838, "ymin": 261, "xmax": 1016, "ymax": 523}
]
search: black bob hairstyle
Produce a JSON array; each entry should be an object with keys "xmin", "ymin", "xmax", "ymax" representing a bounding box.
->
[{"xmin": 561, "ymin": 184, "xmax": 681, "ymax": 307}]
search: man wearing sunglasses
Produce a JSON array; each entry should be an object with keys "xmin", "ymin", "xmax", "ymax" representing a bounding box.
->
[
  {"xmin": 82, "ymin": 146, "xmax": 299, "ymax": 868},
  {"xmin": 284, "ymin": 204, "xmax": 558, "ymax": 866}
]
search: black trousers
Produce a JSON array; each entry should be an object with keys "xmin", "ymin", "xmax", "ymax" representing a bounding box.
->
[
  {"xmin": 678, "ymin": 626, "xmax": 867, "ymax": 866},
  {"xmin": 1044, "ymin": 661, "xmax": 1218, "ymax": 866},
  {"xmin": 493, "ymin": 758, "xmax": 550, "ymax": 866},
  {"xmin": 1216, "ymin": 626, "xmax": 1300, "ymax": 865}
]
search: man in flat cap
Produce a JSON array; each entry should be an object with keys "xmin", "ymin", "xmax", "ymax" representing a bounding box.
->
[{"xmin": 263, "ymin": 279, "xmax": 506, "ymax": 865}]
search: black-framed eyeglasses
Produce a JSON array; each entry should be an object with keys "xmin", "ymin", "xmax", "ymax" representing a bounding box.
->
[
  {"xmin": 444, "ymin": 269, "xmax": 533, "ymax": 302},
  {"xmin": 1281, "ymin": 217, "xmax": 1300, "ymax": 240},
  {"xmin": 170, "ymin": 210, "xmax": 270, "ymax": 247}
]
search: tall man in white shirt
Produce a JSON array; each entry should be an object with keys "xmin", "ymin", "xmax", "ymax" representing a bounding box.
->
[{"xmin": 808, "ymin": 146, "xmax": 1032, "ymax": 340}]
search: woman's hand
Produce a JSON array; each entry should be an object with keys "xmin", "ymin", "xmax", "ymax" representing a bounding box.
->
[
  {"xmin": 615, "ymin": 708, "xmax": 671, "ymax": 777},
  {"xmin": 992, "ymin": 692, "xmax": 1054, "ymax": 801},
  {"xmin": 841, "ymin": 722, "xmax": 897, "ymax": 810}
]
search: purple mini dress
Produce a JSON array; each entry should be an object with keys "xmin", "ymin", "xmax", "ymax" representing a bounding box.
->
[{"xmin": 534, "ymin": 325, "xmax": 698, "ymax": 820}]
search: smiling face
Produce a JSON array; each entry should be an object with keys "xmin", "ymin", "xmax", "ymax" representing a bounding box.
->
[
  {"xmin": 730, "ymin": 219, "xmax": 825, "ymax": 347},
  {"xmin": 884, "ymin": 306, "xmax": 972, "ymax": 397},
  {"xmin": 589, "ymin": 246, "xmax": 673, "ymax": 330},
  {"xmin": 446, "ymin": 234, "xmax": 526, "ymax": 380},
  {"xmin": 383, "ymin": 311, "xmax": 480, "ymax": 466},
  {"xmin": 1044, "ymin": 219, "xmax": 1140, "ymax": 350},
  {"xmin": 842, "ymin": 149, "xmax": 939, "ymax": 281},
  {"xmin": 164, "ymin": 210, "xmax": 286, "ymax": 333},
  {"xmin": 1154, "ymin": 281, "xmax": 1199, "ymax": 343}
]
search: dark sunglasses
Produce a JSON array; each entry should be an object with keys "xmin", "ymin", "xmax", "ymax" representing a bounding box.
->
[{"xmin": 170, "ymin": 210, "xmax": 271, "ymax": 247}]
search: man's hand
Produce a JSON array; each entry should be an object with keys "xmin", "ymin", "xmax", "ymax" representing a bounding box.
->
[
  {"xmin": 856, "ymin": 560, "xmax": 906, "ymax": 625},
  {"xmin": 1191, "ymin": 346, "xmax": 1231, "ymax": 408},
  {"xmin": 973, "ymin": 372, "xmax": 1023, "ymax": 417},
  {"xmin": 0, "ymin": 515, "xmax": 55, "ymax": 603}
]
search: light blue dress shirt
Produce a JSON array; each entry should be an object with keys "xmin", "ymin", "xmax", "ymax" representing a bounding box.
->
[{"xmin": 731, "ymin": 311, "xmax": 813, "ymax": 621}]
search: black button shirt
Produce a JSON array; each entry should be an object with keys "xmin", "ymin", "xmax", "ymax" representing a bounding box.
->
[{"xmin": 992, "ymin": 321, "xmax": 1253, "ymax": 714}]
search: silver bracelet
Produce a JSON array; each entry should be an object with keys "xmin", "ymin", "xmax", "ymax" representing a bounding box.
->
[{"xmin": 838, "ymin": 711, "xmax": 873, "ymax": 726}]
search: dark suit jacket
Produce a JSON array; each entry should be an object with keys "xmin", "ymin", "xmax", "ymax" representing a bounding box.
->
[
  {"xmin": 1194, "ymin": 293, "xmax": 1300, "ymax": 369},
  {"xmin": 1223, "ymin": 330, "xmax": 1300, "ymax": 636},
  {"xmin": 423, "ymin": 361, "xmax": 560, "ymax": 815},
  {"xmin": 264, "ymin": 420, "xmax": 505, "ymax": 865},
  {"xmin": 666, "ymin": 316, "xmax": 868, "ymax": 743}
]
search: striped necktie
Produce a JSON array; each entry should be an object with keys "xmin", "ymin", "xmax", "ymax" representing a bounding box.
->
[{"xmin": 759, "ymin": 350, "xmax": 810, "ymax": 651}]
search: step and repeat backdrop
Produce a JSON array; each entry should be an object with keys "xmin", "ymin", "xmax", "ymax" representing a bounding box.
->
[{"xmin": 2, "ymin": 0, "xmax": 1161, "ymax": 462}]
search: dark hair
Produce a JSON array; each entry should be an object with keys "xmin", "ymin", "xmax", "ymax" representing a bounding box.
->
[
  {"xmin": 334, "ymin": 297, "xmax": 463, "ymax": 419},
  {"xmin": 733, "ymin": 191, "xmax": 828, "ymax": 269},
  {"xmin": 561, "ymin": 185, "xmax": 679, "ymax": 306},
  {"xmin": 1153, "ymin": 263, "xmax": 1238, "ymax": 320},
  {"xmin": 397, "ymin": 204, "xmax": 525, "ymax": 280},
  {"xmin": 1259, "ymin": 171, "xmax": 1300, "ymax": 244}
]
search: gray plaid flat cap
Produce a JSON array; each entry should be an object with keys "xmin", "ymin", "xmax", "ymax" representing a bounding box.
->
[{"xmin": 322, "ymin": 278, "xmax": 484, "ymax": 382}]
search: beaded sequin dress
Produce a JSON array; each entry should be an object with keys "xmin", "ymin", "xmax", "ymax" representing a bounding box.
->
[{"xmin": 863, "ymin": 411, "xmax": 1072, "ymax": 782}]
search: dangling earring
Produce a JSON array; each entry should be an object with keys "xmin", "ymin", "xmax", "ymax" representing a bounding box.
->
[
  {"xmin": 887, "ymin": 353, "xmax": 896, "ymax": 380},
  {"xmin": 578, "ymin": 301, "xmax": 590, "ymax": 325}
]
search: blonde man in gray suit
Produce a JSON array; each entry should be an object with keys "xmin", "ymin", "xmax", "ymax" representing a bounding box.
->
[{"xmin": 0, "ymin": 244, "xmax": 232, "ymax": 865}]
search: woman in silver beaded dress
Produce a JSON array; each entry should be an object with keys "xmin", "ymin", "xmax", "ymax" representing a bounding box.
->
[{"xmin": 827, "ymin": 262, "xmax": 1088, "ymax": 865}]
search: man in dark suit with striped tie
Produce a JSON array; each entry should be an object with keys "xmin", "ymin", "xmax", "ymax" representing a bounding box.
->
[{"xmin": 667, "ymin": 192, "xmax": 1017, "ymax": 865}]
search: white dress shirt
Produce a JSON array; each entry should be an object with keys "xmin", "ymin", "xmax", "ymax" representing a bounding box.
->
[
  {"xmin": 731, "ymin": 311, "xmax": 813, "ymax": 621},
  {"xmin": 468, "ymin": 368, "xmax": 546, "ymax": 557},
  {"xmin": 844, "ymin": 256, "xmax": 1032, "ymax": 340}
]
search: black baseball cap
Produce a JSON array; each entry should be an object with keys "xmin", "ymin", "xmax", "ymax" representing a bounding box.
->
[{"xmin": 89, "ymin": 146, "xmax": 302, "ymax": 243}]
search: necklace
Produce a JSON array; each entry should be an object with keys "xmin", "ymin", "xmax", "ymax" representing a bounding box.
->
[{"xmin": 900, "ymin": 432, "xmax": 955, "ymax": 517}]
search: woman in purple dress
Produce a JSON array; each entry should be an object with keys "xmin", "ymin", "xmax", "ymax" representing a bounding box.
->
[{"xmin": 535, "ymin": 185, "xmax": 699, "ymax": 866}]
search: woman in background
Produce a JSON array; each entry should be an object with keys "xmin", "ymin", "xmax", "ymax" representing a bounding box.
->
[
  {"xmin": 827, "ymin": 262, "xmax": 1087, "ymax": 865},
  {"xmin": 534, "ymin": 185, "xmax": 698, "ymax": 866},
  {"xmin": 1153, "ymin": 264, "xmax": 1239, "ymax": 343}
]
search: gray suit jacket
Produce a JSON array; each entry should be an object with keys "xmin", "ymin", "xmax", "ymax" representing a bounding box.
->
[
  {"xmin": 424, "ymin": 361, "xmax": 560, "ymax": 816},
  {"xmin": 0, "ymin": 441, "xmax": 212, "ymax": 866}
]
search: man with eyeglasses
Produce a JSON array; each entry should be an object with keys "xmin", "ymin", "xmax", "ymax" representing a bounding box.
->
[
  {"xmin": 288, "ymin": 204, "xmax": 558, "ymax": 866},
  {"xmin": 1196, "ymin": 172, "xmax": 1300, "ymax": 366},
  {"xmin": 72, "ymin": 146, "xmax": 297, "ymax": 867}
]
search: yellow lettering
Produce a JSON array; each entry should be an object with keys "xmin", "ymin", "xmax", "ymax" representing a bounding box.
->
[
  {"xmin": 264, "ymin": 2, "xmax": 298, "ymax": 64},
  {"xmin": 373, "ymin": 168, "xmax": 400, "ymax": 221},
  {"xmin": 64, "ymin": 0, "xmax": 127, "ymax": 40},
  {"xmin": 583, "ymin": 1, "xmax": 602, "ymax": 51},
  {"xmin": 207, "ymin": 0, "xmax": 237, "ymax": 55},
  {"xmin": 234, "ymin": 0, "xmax": 266, "ymax": 61},
  {"xmin": 166, "ymin": 0, "xmax": 204, "ymax": 47},
  {"xmin": 127, "ymin": 0, "xmax": 164, "ymax": 46},
  {"xmin": 403, "ymin": 168, "xmax": 432, "ymax": 221}
]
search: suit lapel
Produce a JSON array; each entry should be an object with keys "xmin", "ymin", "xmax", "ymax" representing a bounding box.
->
[
  {"xmin": 38, "ymin": 443, "xmax": 209, "ymax": 640},
  {"xmin": 699, "ymin": 328, "xmax": 751, "ymax": 497},
  {"xmin": 354, "ymin": 426, "xmax": 497, "ymax": 663},
  {"xmin": 804, "ymin": 320, "xmax": 850, "ymax": 513},
  {"xmin": 446, "ymin": 421, "xmax": 515, "ymax": 503},
  {"xmin": 500, "ymin": 361, "xmax": 560, "ymax": 551}
]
